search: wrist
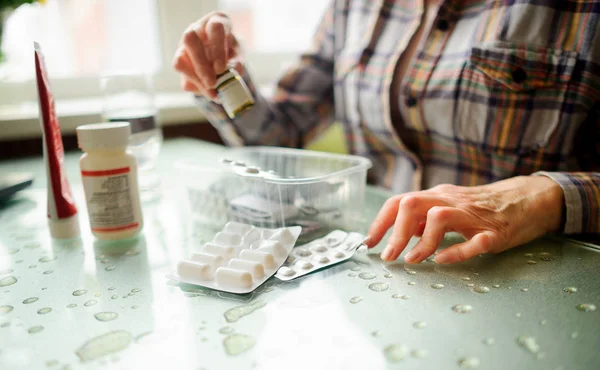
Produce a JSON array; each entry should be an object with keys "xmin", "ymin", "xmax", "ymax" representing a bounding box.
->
[{"xmin": 527, "ymin": 175, "xmax": 565, "ymax": 233}]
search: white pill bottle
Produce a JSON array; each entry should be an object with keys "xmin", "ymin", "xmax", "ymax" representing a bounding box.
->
[{"xmin": 77, "ymin": 122, "xmax": 144, "ymax": 240}]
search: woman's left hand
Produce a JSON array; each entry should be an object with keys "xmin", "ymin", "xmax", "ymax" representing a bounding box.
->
[{"xmin": 365, "ymin": 176, "xmax": 565, "ymax": 264}]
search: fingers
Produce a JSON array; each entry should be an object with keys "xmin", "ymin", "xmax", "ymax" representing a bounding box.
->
[
  {"xmin": 182, "ymin": 24, "xmax": 216, "ymax": 87},
  {"xmin": 366, "ymin": 195, "xmax": 403, "ymax": 248},
  {"xmin": 414, "ymin": 221, "xmax": 426, "ymax": 237},
  {"xmin": 434, "ymin": 231, "xmax": 497, "ymax": 264},
  {"xmin": 381, "ymin": 195, "xmax": 448, "ymax": 261},
  {"xmin": 173, "ymin": 49, "xmax": 205, "ymax": 91},
  {"xmin": 404, "ymin": 207, "xmax": 466, "ymax": 263},
  {"xmin": 204, "ymin": 15, "xmax": 230, "ymax": 73}
]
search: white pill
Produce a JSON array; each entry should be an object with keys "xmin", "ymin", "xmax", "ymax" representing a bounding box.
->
[
  {"xmin": 203, "ymin": 242, "xmax": 235, "ymax": 258},
  {"xmin": 295, "ymin": 249, "xmax": 312, "ymax": 258},
  {"xmin": 239, "ymin": 250, "xmax": 276, "ymax": 269},
  {"xmin": 257, "ymin": 240, "xmax": 287, "ymax": 258},
  {"xmin": 190, "ymin": 252, "xmax": 224, "ymax": 268},
  {"xmin": 278, "ymin": 267, "xmax": 296, "ymax": 277},
  {"xmin": 228, "ymin": 258, "xmax": 265, "ymax": 279},
  {"xmin": 334, "ymin": 251, "xmax": 345, "ymax": 259},
  {"xmin": 177, "ymin": 260, "xmax": 213, "ymax": 280},
  {"xmin": 286, "ymin": 256, "xmax": 296, "ymax": 264},
  {"xmin": 214, "ymin": 232, "xmax": 243, "ymax": 247},
  {"xmin": 244, "ymin": 229, "xmax": 261, "ymax": 245},
  {"xmin": 223, "ymin": 222, "xmax": 253, "ymax": 235},
  {"xmin": 268, "ymin": 228, "xmax": 295, "ymax": 245},
  {"xmin": 314, "ymin": 255, "xmax": 330, "ymax": 264},
  {"xmin": 296, "ymin": 260, "xmax": 313, "ymax": 270},
  {"xmin": 215, "ymin": 267, "xmax": 253, "ymax": 288},
  {"xmin": 311, "ymin": 244, "xmax": 328, "ymax": 253}
]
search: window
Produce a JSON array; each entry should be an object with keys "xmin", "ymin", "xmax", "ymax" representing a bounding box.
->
[{"xmin": 0, "ymin": 0, "xmax": 328, "ymax": 109}]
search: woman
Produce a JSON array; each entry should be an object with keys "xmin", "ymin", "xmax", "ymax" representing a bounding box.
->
[{"xmin": 173, "ymin": 0, "xmax": 600, "ymax": 264}]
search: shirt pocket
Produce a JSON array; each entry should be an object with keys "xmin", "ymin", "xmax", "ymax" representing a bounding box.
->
[{"xmin": 456, "ymin": 42, "xmax": 578, "ymax": 153}]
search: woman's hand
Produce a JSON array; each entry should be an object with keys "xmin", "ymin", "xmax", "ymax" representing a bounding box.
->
[
  {"xmin": 366, "ymin": 176, "xmax": 565, "ymax": 264},
  {"xmin": 172, "ymin": 12, "xmax": 240, "ymax": 100}
]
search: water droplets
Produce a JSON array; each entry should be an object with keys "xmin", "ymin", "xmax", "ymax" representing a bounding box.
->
[
  {"xmin": 37, "ymin": 307, "xmax": 52, "ymax": 315},
  {"xmin": 411, "ymin": 349, "xmax": 428, "ymax": 358},
  {"xmin": 431, "ymin": 283, "xmax": 445, "ymax": 290},
  {"xmin": 516, "ymin": 336, "xmax": 540, "ymax": 354},
  {"xmin": 350, "ymin": 266, "xmax": 361, "ymax": 272},
  {"xmin": 72, "ymin": 290, "xmax": 87, "ymax": 296},
  {"xmin": 67, "ymin": 303, "xmax": 77, "ymax": 308},
  {"xmin": 28, "ymin": 325, "xmax": 44, "ymax": 334},
  {"xmin": 358, "ymin": 272, "xmax": 376, "ymax": 280},
  {"xmin": 524, "ymin": 253, "xmax": 534, "ymax": 258},
  {"xmin": 492, "ymin": 284, "xmax": 500, "ymax": 288},
  {"xmin": 461, "ymin": 277, "xmax": 471, "ymax": 281},
  {"xmin": 23, "ymin": 297, "xmax": 39, "ymax": 304},
  {"xmin": 458, "ymin": 357, "xmax": 480, "ymax": 368},
  {"xmin": 472, "ymin": 286, "xmax": 490, "ymax": 294},
  {"xmin": 482, "ymin": 338, "xmax": 495, "ymax": 345},
  {"xmin": 368, "ymin": 282, "xmax": 389, "ymax": 292},
  {"xmin": 347, "ymin": 272, "xmax": 357, "ymax": 277},
  {"xmin": 84, "ymin": 300, "xmax": 97, "ymax": 307},
  {"xmin": 384, "ymin": 344, "xmax": 408, "ymax": 362},
  {"xmin": 219, "ymin": 326, "xmax": 234, "ymax": 335},
  {"xmin": 571, "ymin": 332, "xmax": 578, "ymax": 339},
  {"xmin": 0, "ymin": 276, "xmax": 17, "ymax": 287},
  {"xmin": 76, "ymin": 330, "xmax": 132, "ymax": 362},
  {"xmin": 131, "ymin": 288, "xmax": 141, "ymax": 293},
  {"xmin": 383, "ymin": 273, "xmax": 393, "ymax": 278},
  {"xmin": 405, "ymin": 270, "xmax": 417, "ymax": 276},
  {"xmin": 452, "ymin": 304, "xmax": 473, "ymax": 314},
  {"xmin": 0, "ymin": 305, "xmax": 14, "ymax": 315},
  {"xmin": 540, "ymin": 319, "xmax": 547, "ymax": 325},
  {"xmin": 223, "ymin": 334, "xmax": 256, "ymax": 356},
  {"xmin": 108, "ymin": 287, "xmax": 116, "ymax": 291},
  {"xmin": 407, "ymin": 281, "xmax": 416, "ymax": 286},
  {"xmin": 413, "ymin": 321, "xmax": 427, "ymax": 329},
  {"xmin": 111, "ymin": 295, "xmax": 118, "ymax": 300},
  {"xmin": 94, "ymin": 312, "xmax": 118, "ymax": 322},
  {"xmin": 563, "ymin": 287, "xmax": 577, "ymax": 294},
  {"xmin": 520, "ymin": 288, "xmax": 529, "ymax": 292},
  {"xmin": 224, "ymin": 300, "xmax": 266, "ymax": 323},
  {"xmin": 392, "ymin": 294, "xmax": 409, "ymax": 300},
  {"xmin": 349, "ymin": 296, "xmax": 363, "ymax": 304},
  {"xmin": 575, "ymin": 303, "xmax": 596, "ymax": 312},
  {"xmin": 42, "ymin": 270, "xmax": 53, "ymax": 275},
  {"xmin": 105, "ymin": 266, "xmax": 116, "ymax": 272},
  {"xmin": 39, "ymin": 255, "xmax": 57, "ymax": 263},
  {"xmin": 526, "ymin": 260, "xmax": 537, "ymax": 265}
]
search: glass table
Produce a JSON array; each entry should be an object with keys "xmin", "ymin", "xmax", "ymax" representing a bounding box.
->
[{"xmin": 0, "ymin": 138, "xmax": 598, "ymax": 370}]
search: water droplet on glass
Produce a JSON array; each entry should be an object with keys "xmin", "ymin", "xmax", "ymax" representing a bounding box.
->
[
  {"xmin": 576, "ymin": 303, "xmax": 596, "ymax": 312},
  {"xmin": 515, "ymin": 313, "xmax": 522, "ymax": 318},
  {"xmin": 122, "ymin": 295, "xmax": 128, "ymax": 299},
  {"xmin": 84, "ymin": 300, "xmax": 97, "ymax": 307},
  {"xmin": 371, "ymin": 330, "xmax": 381, "ymax": 337},
  {"xmin": 467, "ymin": 283, "xmax": 475, "ymax": 287},
  {"xmin": 219, "ymin": 326, "xmax": 234, "ymax": 335},
  {"xmin": 473, "ymin": 272, "xmax": 480, "ymax": 276},
  {"xmin": 563, "ymin": 287, "xmax": 577, "ymax": 294},
  {"xmin": 46, "ymin": 359, "xmax": 59, "ymax": 367},
  {"xmin": 524, "ymin": 253, "xmax": 534, "ymax": 258},
  {"xmin": 527, "ymin": 260, "xmax": 537, "ymax": 265},
  {"xmin": 348, "ymin": 272, "xmax": 357, "ymax": 277},
  {"xmin": 37, "ymin": 307, "xmax": 52, "ymax": 315},
  {"xmin": 0, "ymin": 269, "xmax": 14, "ymax": 275},
  {"xmin": 43, "ymin": 270, "xmax": 53, "ymax": 275},
  {"xmin": 94, "ymin": 312, "xmax": 118, "ymax": 322},
  {"xmin": 571, "ymin": 332, "xmax": 578, "ymax": 339},
  {"xmin": 67, "ymin": 304, "xmax": 77, "ymax": 308},
  {"xmin": 223, "ymin": 334, "xmax": 256, "ymax": 356},
  {"xmin": 0, "ymin": 305, "xmax": 14, "ymax": 315},
  {"xmin": 0, "ymin": 276, "xmax": 17, "ymax": 287},
  {"xmin": 28, "ymin": 325, "xmax": 44, "ymax": 334},
  {"xmin": 131, "ymin": 305, "xmax": 138, "ymax": 309},
  {"xmin": 39, "ymin": 256, "xmax": 57, "ymax": 263},
  {"xmin": 72, "ymin": 290, "xmax": 87, "ymax": 296},
  {"xmin": 100, "ymin": 259, "xmax": 109, "ymax": 264},
  {"xmin": 349, "ymin": 296, "xmax": 363, "ymax": 304},
  {"xmin": 383, "ymin": 344, "xmax": 408, "ymax": 363},
  {"xmin": 425, "ymin": 256, "xmax": 436, "ymax": 263},
  {"xmin": 125, "ymin": 249, "xmax": 140, "ymax": 256},
  {"xmin": 350, "ymin": 266, "xmax": 361, "ymax": 272},
  {"xmin": 224, "ymin": 300, "xmax": 266, "ymax": 323},
  {"xmin": 127, "ymin": 292, "xmax": 134, "ymax": 297},
  {"xmin": 368, "ymin": 282, "xmax": 389, "ymax": 292},
  {"xmin": 1, "ymin": 322, "xmax": 10, "ymax": 328},
  {"xmin": 472, "ymin": 286, "xmax": 490, "ymax": 294},
  {"xmin": 461, "ymin": 277, "xmax": 471, "ymax": 281},
  {"xmin": 29, "ymin": 264, "xmax": 37, "ymax": 269},
  {"xmin": 23, "ymin": 297, "xmax": 39, "ymax": 304},
  {"xmin": 521, "ymin": 288, "xmax": 529, "ymax": 292},
  {"xmin": 411, "ymin": 349, "xmax": 428, "ymax": 358},
  {"xmin": 94, "ymin": 293, "xmax": 101, "ymax": 297},
  {"xmin": 131, "ymin": 288, "xmax": 141, "ymax": 293},
  {"xmin": 540, "ymin": 319, "xmax": 547, "ymax": 325},
  {"xmin": 111, "ymin": 295, "xmax": 118, "ymax": 300},
  {"xmin": 108, "ymin": 287, "xmax": 116, "ymax": 291},
  {"xmin": 458, "ymin": 357, "xmax": 480, "ymax": 368},
  {"xmin": 392, "ymin": 294, "xmax": 410, "ymax": 300},
  {"xmin": 452, "ymin": 304, "xmax": 473, "ymax": 314},
  {"xmin": 492, "ymin": 284, "xmax": 500, "ymax": 288},
  {"xmin": 431, "ymin": 283, "xmax": 445, "ymax": 290},
  {"xmin": 408, "ymin": 281, "xmax": 416, "ymax": 286},
  {"xmin": 105, "ymin": 266, "xmax": 116, "ymax": 272},
  {"xmin": 76, "ymin": 330, "xmax": 132, "ymax": 362},
  {"xmin": 482, "ymin": 338, "xmax": 495, "ymax": 345},
  {"xmin": 516, "ymin": 336, "xmax": 540, "ymax": 354},
  {"xmin": 358, "ymin": 272, "xmax": 376, "ymax": 280},
  {"xmin": 383, "ymin": 273, "xmax": 393, "ymax": 278},
  {"xmin": 406, "ymin": 270, "xmax": 417, "ymax": 276},
  {"xmin": 413, "ymin": 321, "xmax": 427, "ymax": 329}
]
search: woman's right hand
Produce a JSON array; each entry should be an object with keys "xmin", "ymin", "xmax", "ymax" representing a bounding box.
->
[{"xmin": 172, "ymin": 12, "xmax": 240, "ymax": 100}]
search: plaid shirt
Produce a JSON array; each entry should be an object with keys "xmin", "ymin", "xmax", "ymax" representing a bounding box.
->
[{"xmin": 196, "ymin": 0, "xmax": 600, "ymax": 235}]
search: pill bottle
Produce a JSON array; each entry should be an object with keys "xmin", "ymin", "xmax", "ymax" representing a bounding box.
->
[
  {"xmin": 76, "ymin": 122, "xmax": 144, "ymax": 240},
  {"xmin": 215, "ymin": 67, "xmax": 255, "ymax": 119}
]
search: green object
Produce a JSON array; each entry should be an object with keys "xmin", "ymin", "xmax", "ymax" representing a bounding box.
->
[
  {"xmin": 0, "ymin": 138, "xmax": 598, "ymax": 369},
  {"xmin": 306, "ymin": 122, "xmax": 348, "ymax": 154}
]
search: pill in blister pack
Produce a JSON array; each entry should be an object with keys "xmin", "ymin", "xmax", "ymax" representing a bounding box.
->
[
  {"xmin": 274, "ymin": 230, "xmax": 367, "ymax": 281},
  {"xmin": 167, "ymin": 222, "xmax": 302, "ymax": 294}
]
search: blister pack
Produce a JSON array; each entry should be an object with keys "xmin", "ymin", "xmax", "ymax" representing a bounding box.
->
[
  {"xmin": 167, "ymin": 222, "xmax": 301, "ymax": 294},
  {"xmin": 275, "ymin": 230, "xmax": 367, "ymax": 281}
]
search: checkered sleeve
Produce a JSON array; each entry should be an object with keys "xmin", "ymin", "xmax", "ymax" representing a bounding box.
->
[{"xmin": 195, "ymin": 1, "xmax": 336, "ymax": 148}]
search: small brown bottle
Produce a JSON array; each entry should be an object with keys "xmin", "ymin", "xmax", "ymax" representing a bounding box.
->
[{"xmin": 215, "ymin": 67, "xmax": 255, "ymax": 119}]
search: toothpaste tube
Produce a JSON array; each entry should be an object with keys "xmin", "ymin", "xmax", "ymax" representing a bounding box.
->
[{"xmin": 34, "ymin": 42, "xmax": 80, "ymax": 239}]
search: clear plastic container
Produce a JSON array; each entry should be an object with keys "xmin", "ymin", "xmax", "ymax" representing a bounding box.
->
[{"xmin": 175, "ymin": 147, "xmax": 372, "ymax": 241}]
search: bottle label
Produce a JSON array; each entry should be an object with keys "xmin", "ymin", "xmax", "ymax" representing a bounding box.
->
[
  {"xmin": 81, "ymin": 167, "xmax": 140, "ymax": 232},
  {"xmin": 218, "ymin": 80, "xmax": 254, "ymax": 118},
  {"xmin": 108, "ymin": 115, "xmax": 157, "ymax": 135}
]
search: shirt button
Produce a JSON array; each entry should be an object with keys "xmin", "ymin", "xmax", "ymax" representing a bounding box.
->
[
  {"xmin": 407, "ymin": 96, "xmax": 417, "ymax": 107},
  {"xmin": 437, "ymin": 19, "xmax": 449, "ymax": 31},
  {"xmin": 511, "ymin": 67, "xmax": 527, "ymax": 84}
]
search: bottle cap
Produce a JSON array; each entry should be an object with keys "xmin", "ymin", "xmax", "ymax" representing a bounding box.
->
[
  {"xmin": 49, "ymin": 214, "xmax": 80, "ymax": 239},
  {"xmin": 77, "ymin": 122, "xmax": 131, "ymax": 149}
]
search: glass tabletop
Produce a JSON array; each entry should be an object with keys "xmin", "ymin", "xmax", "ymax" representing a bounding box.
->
[{"xmin": 0, "ymin": 138, "xmax": 598, "ymax": 370}]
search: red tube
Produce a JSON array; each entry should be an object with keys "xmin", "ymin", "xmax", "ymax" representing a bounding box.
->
[{"xmin": 34, "ymin": 42, "xmax": 80, "ymax": 239}]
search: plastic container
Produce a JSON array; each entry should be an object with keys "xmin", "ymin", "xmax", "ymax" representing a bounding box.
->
[{"xmin": 175, "ymin": 147, "xmax": 372, "ymax": 240}]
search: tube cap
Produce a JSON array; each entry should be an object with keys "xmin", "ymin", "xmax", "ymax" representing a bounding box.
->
[
  {"xmin": 76, "ymin": 122, "xmax": 131, "ymax": 150},
  {"xmin": 49, "ymin": 214, "xmax": 80, "ymax": 239}
]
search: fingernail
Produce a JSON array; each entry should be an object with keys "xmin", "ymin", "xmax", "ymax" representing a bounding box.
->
[
  {"xmin": 364, "ymin": 235, "xmax": 373, "ymax": 247},
  {"xmin": 434, "ymin": 253, "xmax": 451, "ymax": 264},
  {"xmin": 215, "ymin": 61, "xmax": 226, "ymax": 74},
  {"xmin": 404, "ymin": 249, "xmax": 420, "ymax": 262},
  {"xmin": 380, "ymin": 245, "xmax": 394, "ymax": 261}
]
